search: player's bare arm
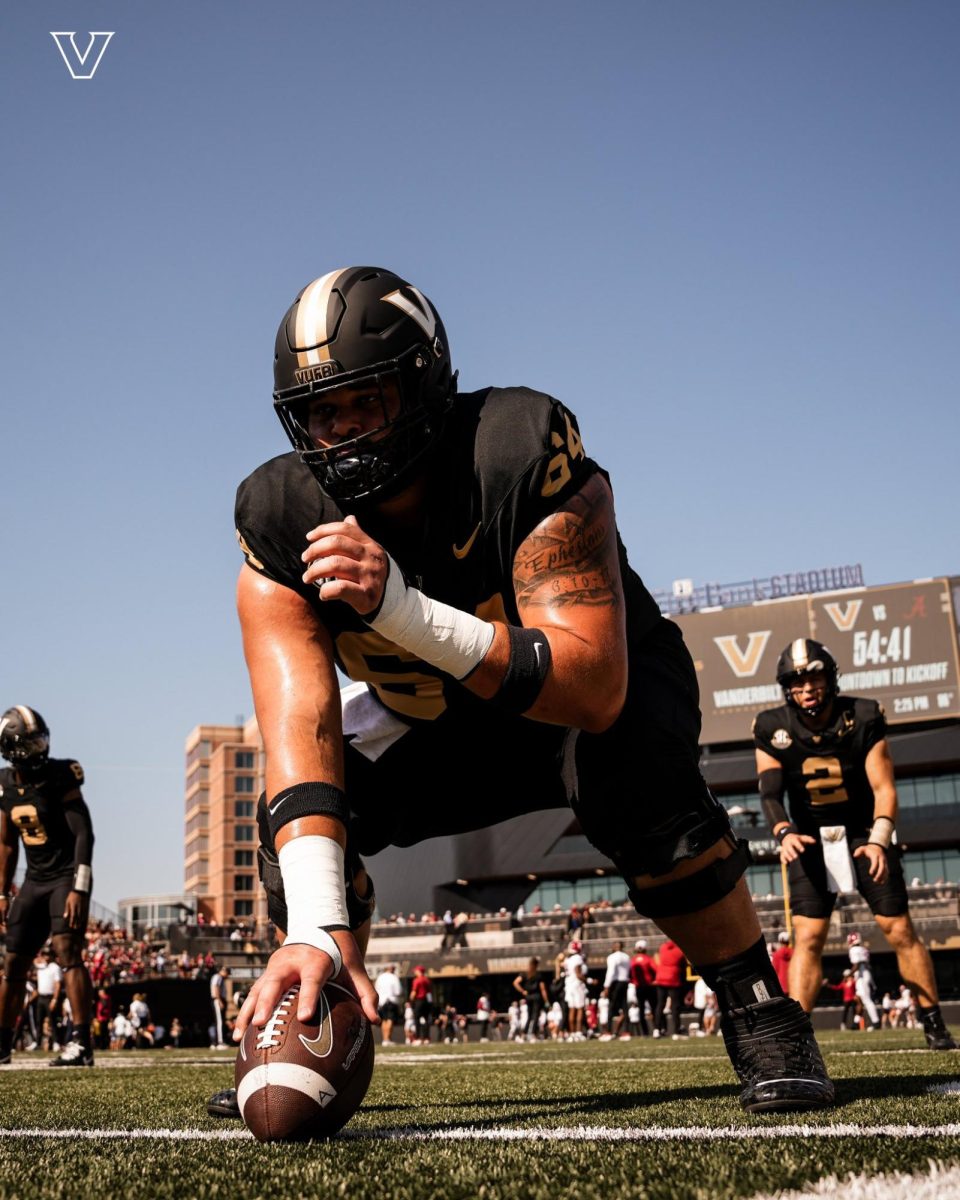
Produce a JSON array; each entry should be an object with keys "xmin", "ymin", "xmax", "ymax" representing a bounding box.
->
[
  {"xmin": 233, "ymin": 565, "xmax": 379, "ymax": 1035},
  {"xmin": 300, "ymin": 474, "xmax": 627, "ymax": 733},
  {"xmin": 509, "ymin": 472, "xmax": 627, "ymax": 731},
  {"xmin": 854, "ymin": 738, "xmax": 897, "ymax": 884},
  {"xmin": 755, "ymin": 747, "xmax": 816, "ymax": 864}
]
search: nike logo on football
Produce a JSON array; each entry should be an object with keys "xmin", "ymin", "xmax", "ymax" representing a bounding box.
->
[
  {"xmin": 452, "ymin": 523, "xmax": 481, "ymax": 560},
  {"xmin": 268, "ymin": 794, "xmax": 289, "ymax": 818},
  {"xmin": 298, "ymin": 990, "xmax": 333, "ymax": 1059},
  {"xmin": 533, "ymin": 642, "xmax": 543, "ymax": 666}
]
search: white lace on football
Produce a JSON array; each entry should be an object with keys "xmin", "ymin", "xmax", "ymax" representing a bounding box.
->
[{"xmin": 256, "ymin": 989, "xmax": 298, "ymax": 1052}]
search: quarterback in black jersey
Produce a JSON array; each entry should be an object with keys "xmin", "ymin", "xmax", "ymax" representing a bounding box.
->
[
  {"xmin": 755, "ymin": 639, "xmax": 956, "ymax": 1051},
  {"xmin": 209, "ymin": 266, "xmax": 834, "ymax": 1121},
  {"xmin": 0, "ymin": 706, "xmax": 96, "ymax": 1066}
]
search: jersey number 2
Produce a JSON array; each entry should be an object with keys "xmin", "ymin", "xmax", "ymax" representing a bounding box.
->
[{"xmin": 801, "ymin": 757, "xmax": 849, "ymax": 806}]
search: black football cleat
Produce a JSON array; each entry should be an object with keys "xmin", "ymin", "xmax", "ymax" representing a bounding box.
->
[
  {"xmin": 721, "ymin": 996, "xmax": 835, "ymax": 1113},
  {"xmin": 49, "ymin": 1041, "xmax": 94, "ymax": 1068},
  {"xmin": 207, "ymin": 1086, "xmax": 241, "ymax": 1119},
  {"xmin": 922, "ymin": 1013, "xmax": 958, "ymax": 1051}
]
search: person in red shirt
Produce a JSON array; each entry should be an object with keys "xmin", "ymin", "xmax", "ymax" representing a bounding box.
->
[
  {"xmin": 409, "ymin": 965, "xmax": 433, "ymax": 1045},
  {"xmin": 771, "ymin": 932, "xmax": 793, "ymax": 996},
  {"xmin": 653, "ymin": 940, "xmax": 687, "ymax": 1038},
  {"xmin": 824, "ymin": 970, "xmax": 861, "ymax": 1031},
  {"xmin": 629, "ymin": 939, "xmax": 656, "ymax": 1036}
]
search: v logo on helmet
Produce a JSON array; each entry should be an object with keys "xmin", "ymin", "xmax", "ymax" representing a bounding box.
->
[
  {"xmin": 822, "ymin": 600, "xmax": 862, "ymax": 632},
  {"xmin": 381, "ymin": 288, "xmax": 436, "ymax": 341},
  {"xmin": 713, "ymin": 632, "xmax": 772, "ymax": 679},
  {"xmin": 298, "ymin": 991, "xmax": 333, "ymax": 1059},
  {"xmin": 50, "ymin": 32, "xmax": 114, "ymax": 80}
]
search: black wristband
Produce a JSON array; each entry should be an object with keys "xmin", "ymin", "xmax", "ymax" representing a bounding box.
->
[
  {"xmin": 492, "ymin": 626, "xmax": 552, "ymax": 715},
  {"xmin": 775, "ymin": 823, "xmax": 798, "ymax": 845},
  {"xmin": 265, "ymin": 782, "xmax": 349, "ymax": 840}
]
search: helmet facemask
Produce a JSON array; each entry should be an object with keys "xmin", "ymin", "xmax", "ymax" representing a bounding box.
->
[
  {"xmin": 275, "ymin": 341, "xmax": 454, "ymax": 505},
  {"xmin": 779, "ymin": 663, "xmax": 838, "ymax": 717}
]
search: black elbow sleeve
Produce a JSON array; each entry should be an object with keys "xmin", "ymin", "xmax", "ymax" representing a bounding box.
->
[{"xmin": 758, "ymin": 769, "xmax": 789, "ymax": 834}]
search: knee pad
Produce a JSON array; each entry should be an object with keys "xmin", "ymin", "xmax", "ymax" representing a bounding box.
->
[{"xmin": 628, "ymin": 838, "xmax": 751, "ymax": 918}]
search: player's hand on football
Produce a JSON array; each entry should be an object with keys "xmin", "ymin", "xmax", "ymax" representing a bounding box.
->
[
  {"xmin": 63, "ymin": 890, "xmax": 84, "ymax": 929},
  {"xmin": 233, "ymin": 930, "xmax": 380, "ymax": 1041},
  {"xmin": 779, "ymin": 832, "xmax": 816, "ymax": 863},
  {"xmin": 853, "ymin": 842, "xmax": 888, "ymax": 884},
  {"xmin": 301, "ymin": 515, "xmax": 389, "ymax": 615}
]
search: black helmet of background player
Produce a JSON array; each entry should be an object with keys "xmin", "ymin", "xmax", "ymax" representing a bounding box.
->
[
  {"xmin": 273, "ymin": 267, "xmax": 457, "ymax": 504},
  {"xmin": 0, "ymin": 706, "xmax": 50, "ymax": 775},
  {"xmin": 775, "ymin": 639, "xmax": 840, "ymax": 717}
]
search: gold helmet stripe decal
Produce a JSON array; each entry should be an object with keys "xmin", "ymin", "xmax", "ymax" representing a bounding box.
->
[
  {"xmin": 295, "ymin": 269, "xmax": 348, "ymax": 369},
  {"xmin": 14, "ymin": 705, "xmax": 37, "ymax": 732},
  {"xmin": 791, "ymin": 639, "xmax": 809, "ymax": 670}
]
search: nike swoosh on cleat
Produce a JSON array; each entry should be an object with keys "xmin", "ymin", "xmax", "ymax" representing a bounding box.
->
[{"xmin": 452, "ymin": 523, "xmax": 481, "ymax": 559}]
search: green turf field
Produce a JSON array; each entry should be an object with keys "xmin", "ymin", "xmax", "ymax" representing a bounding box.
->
[{"xmin": 1, "ymin": 1031, "xmax": 958, "ymax": 1200}]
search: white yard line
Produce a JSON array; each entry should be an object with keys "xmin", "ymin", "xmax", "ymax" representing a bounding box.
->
[
  {"xmin": 1, "ymin": 1123, "xmax": 960, "ymax": 1143},
  {"xmin": 747, "ymin": 1162, "xmax": 960, "ymax": 1200}
]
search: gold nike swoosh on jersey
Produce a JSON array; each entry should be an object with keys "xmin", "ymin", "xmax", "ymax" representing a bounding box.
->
[{"xmin": 452, "ymin": 523, "xmax": 481, "ymax": 559}]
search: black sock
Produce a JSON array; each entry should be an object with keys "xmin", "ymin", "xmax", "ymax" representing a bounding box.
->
[
  {"xmin": 920, "ymin": 1004, "xmax": 943, "ymax": 1027},
  {"xmin": 698, "ymin": 937, "xmax": 785, "ymax": 1013},
  {"xmin": 0, "ymin": 1027, "xmax": 13, "ymax": 1055},
  {"xmin": 74, "ymin": 1022, "xmax": 92, "ymax": 1049}
]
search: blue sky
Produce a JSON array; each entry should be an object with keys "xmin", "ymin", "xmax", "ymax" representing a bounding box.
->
[{"xmin": 1, "ymin": 1, "xmax": 958, "ymax": 908}]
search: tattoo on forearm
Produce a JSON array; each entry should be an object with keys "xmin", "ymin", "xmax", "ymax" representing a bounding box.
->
[{"xmin": 514, "ymin": 477, "xmax": 620, "ymax": 610}]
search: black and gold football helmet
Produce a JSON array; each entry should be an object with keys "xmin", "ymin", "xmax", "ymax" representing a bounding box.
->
[
  {"xmin": 272, "ymin": 267, "xmax": 457, "ymax": 504},
  {"xmin": 0, "ymin": 705, "xmax": 50, "ymax": 770},
  {"xmin": 775, "ymin": 639, "xmax": 839, "ymax": 716}
]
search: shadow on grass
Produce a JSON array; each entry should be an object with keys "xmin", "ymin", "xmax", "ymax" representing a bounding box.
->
[{"xmin": 361, "ymin": 1073, "xmax": 953, "ymax": 1128}]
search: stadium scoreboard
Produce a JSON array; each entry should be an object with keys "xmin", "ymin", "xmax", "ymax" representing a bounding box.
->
[{"xmin": 673, "ymin": 577, "xmax": 960, "ymax": 745}]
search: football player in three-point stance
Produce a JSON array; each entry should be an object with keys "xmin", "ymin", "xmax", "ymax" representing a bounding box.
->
[
  {"xmin": 754, "ymin": 639, "xmax": 956, "ymax": 1051},
  {"xmin": 208, "ymin": 266, "xmax": 834, "ymax": 1119},
  {"xmin": 0, "ymin": 706, "xmax": 97, "ymax": 1066}
]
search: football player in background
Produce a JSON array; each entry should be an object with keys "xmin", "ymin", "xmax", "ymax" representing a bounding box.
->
[
  {"xmin": 209, "ymin": 266, "xmax": 834, "ymax": 1117},
  {"xmin": 754, "ymin": 639, "xmax": 956, "ymax": 1051},
  {"xmin": 846, "ymin": 931, "xmax": 881, "ymax": 1030},
  {"xmin": 0, "ymin": 706, "xmax": 96, "ymax": 1066}
]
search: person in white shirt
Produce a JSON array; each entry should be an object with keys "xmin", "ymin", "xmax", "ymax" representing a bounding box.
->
[
  {"xmin": 564, "ymin": 940, "xmax": 587, "ymax": 1040},
  {"xmin": 373, "ymin": 964, "xmax": 404, "ymax": 1045},
  {"xmin": 847, "ymin": 933, "xmax": 881, "ymax": 1030},
  {"xmin": 210, "ymin": 965, "xmax": 230, "ymax": 1048},
  {"xmin": 602, "ymin": 940, "xmax": 631, "ymax": 1038}
]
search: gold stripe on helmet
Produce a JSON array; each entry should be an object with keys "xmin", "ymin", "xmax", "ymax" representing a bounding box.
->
[
  {"xmin": 295, "ymin": 269, "xmax": 349, "ymax": 369},
  {"xmin": 14, "ymin": 705, "xmax": 37, "ymax": 731},
  {"xmin": 791, "ymin": 639, "xmax": 809, "ymax": 671}
]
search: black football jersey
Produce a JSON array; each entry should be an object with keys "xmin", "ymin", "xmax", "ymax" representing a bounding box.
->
[
  {"xmin": 235, "ymin": 387, "xmax": 663, "ymax": 723},
  {"xmin": 0, "ymin": 758, "xmax": 86, "ymax": 880},
  {"xmin": 753, "ymin": 697, "xmax": 887, "ymax": 836}
]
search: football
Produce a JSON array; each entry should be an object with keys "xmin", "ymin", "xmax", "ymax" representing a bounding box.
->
[{"xmin": 235, "ymin": 980, "xmax": 374, "ymax": 1142}]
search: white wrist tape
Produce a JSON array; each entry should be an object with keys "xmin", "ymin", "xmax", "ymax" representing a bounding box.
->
[
  {"xmin": 367, "ymin": 555, "xmax": 494, "ymax": 680},
  {"xmin": 868, "ymin": 816, "xmax": 895, "ymax": 848},
  {"xmin": 73, "ymin": 865, "xmax": 92, "ymax": 894},
  {"xmin": 278, "ymin": 835, "xmax": 349, "ymax": 973}
]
